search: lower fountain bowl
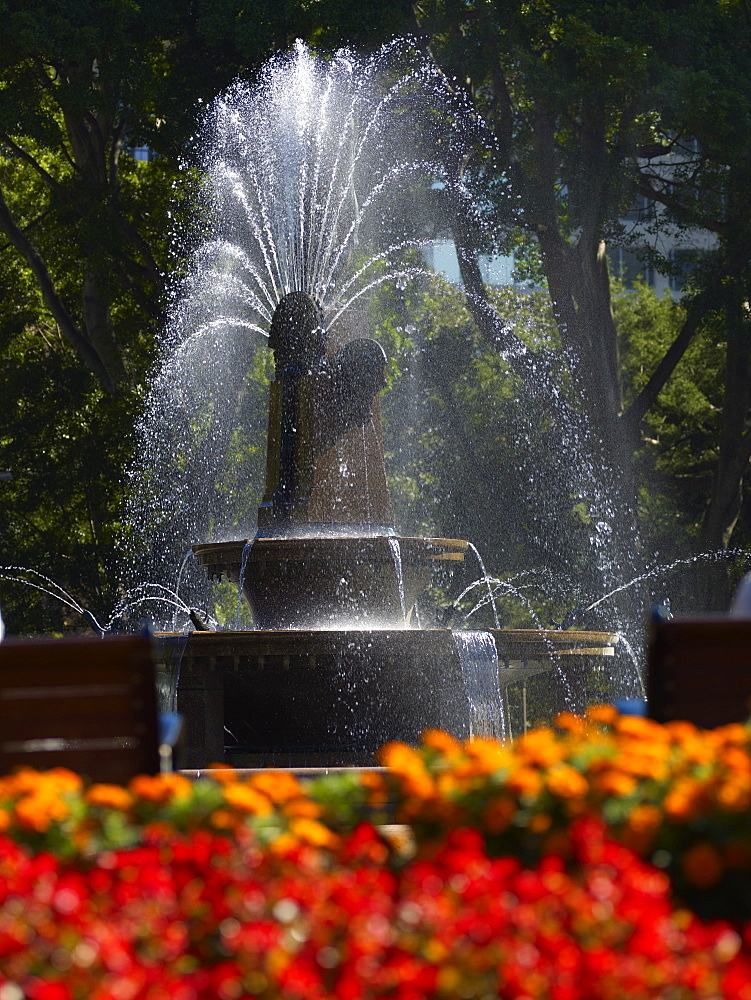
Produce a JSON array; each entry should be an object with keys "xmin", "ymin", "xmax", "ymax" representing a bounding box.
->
[{"xmin": 192, "ymin": 535, "xmax": 468, "ymax": 629}]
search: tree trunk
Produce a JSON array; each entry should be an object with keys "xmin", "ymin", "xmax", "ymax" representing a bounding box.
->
[{"xmin": 698, "ymin": 289, "xmax": 751, "ymax": 611}]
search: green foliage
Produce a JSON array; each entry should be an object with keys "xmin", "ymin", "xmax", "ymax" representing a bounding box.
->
[{"xmin": 2, "ymin": 0, "xmax": 750, "ymax": 632}]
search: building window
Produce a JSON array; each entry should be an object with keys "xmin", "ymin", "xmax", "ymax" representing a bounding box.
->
[
  {"xmin": 608, "ymin": 247, "xmax": 654, "ymax": 287},
  {"xmin": 622, "ymin": 194, "xmax": 656, "ymax": 222}
]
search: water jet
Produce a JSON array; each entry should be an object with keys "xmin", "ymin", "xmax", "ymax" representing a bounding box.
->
[{"xmin": 125, "ymin": 42, "xmax": 619, "ymax": 767}]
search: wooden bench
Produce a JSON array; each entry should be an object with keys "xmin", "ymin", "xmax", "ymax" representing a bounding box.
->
[
  {"xmin": 647, "ymin": 617, "xmax": 751, "ymax": 728},
  {"xmin": 0, "ymin": 633, "xmax": 162, "ymax": 783}
]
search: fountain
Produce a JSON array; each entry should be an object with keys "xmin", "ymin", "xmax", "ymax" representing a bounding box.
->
[{"xmin": 128, "ymin": 41, "xmax": 617, "ymax": 768}]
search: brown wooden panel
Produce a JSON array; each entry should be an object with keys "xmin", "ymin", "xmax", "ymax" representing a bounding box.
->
[
  {"xmin": 648, "ymin": 618, "xmax": 751, "ymax": 728},
  {"xmin": 0, "ymin": 706, "xmax": 151, "ymax": 741},
  {"xmin": 0, "ymin": 634, "xmax": 160, "ymax": 782},
  {"xmin": 0, "ymin": 747, "xmax": 150, "ymax": 784}
]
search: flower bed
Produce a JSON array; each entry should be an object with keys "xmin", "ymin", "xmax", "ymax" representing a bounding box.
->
[{"xmin": 2, "ymin": 708, "xmax": 751, "ymax": 999}]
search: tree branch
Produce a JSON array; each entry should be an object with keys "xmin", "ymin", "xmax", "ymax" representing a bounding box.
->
[
  {"xmin": 0, "ymin": 136, "xmax": 72, "ymax": 203},
  {"xmin": 0, "ymin": 181, "xmax": 115, "ymax": 392},
  {"xmin": 451, "ymin": 216, "xmax": 538, "ymax": 380},
  {"xmin": 620, "ymin": 284, "xmax": 717, "ymax": 437}
]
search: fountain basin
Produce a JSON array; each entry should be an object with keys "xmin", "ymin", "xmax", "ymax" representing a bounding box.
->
[
  {"xmin": 157, "ymin": 627, "xmax": 618, "ymax": 768},
  {"xmin": 161, "ymin": 628, "xmax": 471, "ymax": 767},
  {"xmin": 193, "ymin": 535, "xmax": 468, "ymax": 629}
]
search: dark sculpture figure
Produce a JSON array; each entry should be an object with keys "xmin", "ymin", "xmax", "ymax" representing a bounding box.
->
[
  {"xmin": 259, "ymin": 291, "xmax": 392, "ymax": 536},
  {"xmin": 193, "ymin": 294, "xmax": 466, "ymax": 629}
]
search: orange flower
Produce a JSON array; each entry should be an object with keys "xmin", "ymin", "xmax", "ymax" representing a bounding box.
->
[
  {"xmin": 664, "ymin": 778, "xmax": 707, "ymax": 821},
  {"xmin": 359, "ymin": 770, "xmax": 390, "ymax": 808},
  {"xmin": 423, "ymin": 729, "xmax": 462, "ymax": 756},
  {"xmin": 223, "ymin": 784, "xmax": 273, "ymax": 816},
  {"xmin": 614, "ymin": 714, "xmax": 670, "ymax": 743},
  {"xmin": 626, "ymin": 803, "xmax": 662, "ymax": 834},
  {"xmin": 210, "ymin": 808, "xmax": 239, "ymax": 831},
  {"xmin": 529, "ymin": 812, "xmax": 552, "ymax": 834},
  {"xmin": 615, "ymin": 752, "xmax": 669, "ymax": 782},
  {"xmin": 712, "ymin": 723, "xmax": 750, "ymax": 747},
  {"xmin": 463, "ymin": 738, "xmax": 510, "ymax": 775},
  {"xmin": 205, "ymin": 763, "xmax": 238, "ymax": 785},
  {"xmin": 554, "ymin": 712, "xmax": 587, "ymax": 735},
  {"xmin": 45, "ymin": 767, "xmax": 84, "ymax": 794},
  {"xmin": 378, "ymin": 742, "xmax": 435, "ymax": 798},
  {"xmin": 546, "ymin": 764, "xmax": 588, "ymax": 800},
  {"xmin": 289, "ymin": 816, "xmax": 340, "ymax": 849},
  {"xmin": 586, "ymin": 704, "xmax": 618, "ymax": 727},
  {"xmin": 592, "ymin": 769, "xmax": 637, "ymax": 798},
  {"xmin": 282, "ymin": 797, "xmax": 322, "ymax": 819},
  {"xmin": 721, "ymin": 746, "xmax": 751, "ymax": 774},
  {"xmin": 724, "ymin": 841, "xmax": 751, "ymax": 870},
  {"xmin": 507, "ymin": 766, "xmax": 544, "ymax": 800},
  {"xmin": 85, "ymin": 784, "xmax": 133, "ymax": 811},
  {"xmin": 664, "ymin": 720, "xmax": 700, "ymax": 741},
  {"xmin": 251, "ymin": 771, "xmax": 302, "ymax": 805},
  {"xmin": 715, "ymin": 777, "xmax": 751, "ymax": 812},
  {"xmin": 129, "ymin": 773, "xmax": 192, "ymax": 804},
  {"xmin": 519, "ymin": 728, "xmax": 563, "ymax": 768},
  {"xmin": 622, "ymin": 803, "xmax": 662, "ymax": 853},
  {"xmin": 682, "ymin": 841, "xmax": 724, "ymax": 889},
  {"xmin": 13, "ymin": 792, "xmax": 67, "ymax": 833},
  {"xmin": 542, "ymin": 830, "xmax": 572, "ymax": 857},
  {"xmin": 482, "ymin": 796, "xmax": 516, "ymax": 833}
]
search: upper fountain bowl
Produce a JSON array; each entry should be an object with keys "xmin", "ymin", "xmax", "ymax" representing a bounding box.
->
[{"xmin": 193, "ymin": 535, "xmax": 467, "ymax": 629}]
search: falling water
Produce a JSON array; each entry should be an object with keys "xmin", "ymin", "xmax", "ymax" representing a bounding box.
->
[
  {"xmin": 466, "ymin": 543, "xmax": 501, "ymax": 629},
  {"xmin": 123, "ymin": 38, "xmax": 478, "ymax": 592},
  {"xmin": 235, "ymin": 540, "xmax": 254, "ymax": 627},
  {"xmin": 452, "ymin": 630, "xmax": 505, "ymax": 738},
  {"xmin": 388, "ymin": 538, "xmax": 408, "ymax": 623}
]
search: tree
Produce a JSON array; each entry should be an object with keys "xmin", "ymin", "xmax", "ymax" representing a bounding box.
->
[{"xmin": 621, "ymin": 0, "xmax": 751, "ymax": 607}]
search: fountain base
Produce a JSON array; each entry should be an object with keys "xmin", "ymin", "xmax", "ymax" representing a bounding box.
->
[
  {"xmin": 156, "ymin": 628, "xmax": 618, "ymax": 768},
  {"xmin": 193, "ymin": 536, "xmax": 468, "ymax": 629}
]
